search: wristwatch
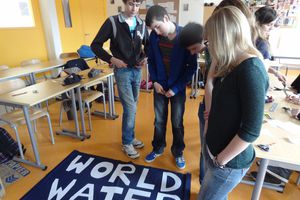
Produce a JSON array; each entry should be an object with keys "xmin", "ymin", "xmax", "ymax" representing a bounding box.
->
[{"xmin": 213, "ymin": 155, "xmax": 226, "ymax": 169}]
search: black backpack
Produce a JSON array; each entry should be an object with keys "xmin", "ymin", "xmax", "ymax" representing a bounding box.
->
[
  {"xmin": 64, "ymin": 58, "xmax": 90, "ymax": 75},
  {"xmin": 0, "ymin": 128, "xmax": 25, "ymax": 159}
]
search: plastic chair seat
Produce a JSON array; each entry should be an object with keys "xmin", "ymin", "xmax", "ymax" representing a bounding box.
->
[{"xmin": 0, "ymin": 108, "xmax": 49, "ymax": 126}]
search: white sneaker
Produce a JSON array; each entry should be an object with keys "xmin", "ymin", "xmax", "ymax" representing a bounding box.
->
[
  {"xmin": 122, "ymin": 144, "xmax": 140, "ymax": 159},
  {"xmin": 132, "ymin": 138, "xmax": 144, "ymax": 149}
]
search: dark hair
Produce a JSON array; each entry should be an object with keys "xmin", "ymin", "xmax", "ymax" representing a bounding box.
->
[
  {"xmin": 255, "ymin": 6, "xmax": 277, "ymax": 25},
  {"xmin": 179, "ymin": 23, "xmax": 203, "ymax": 48},
  {"xmin": 122, "ymin": 0, "xmax": 143, "ymax": 4},
  {"xmin": 145, "ymin": 5, "xmax": 168, "ymax": 27}
]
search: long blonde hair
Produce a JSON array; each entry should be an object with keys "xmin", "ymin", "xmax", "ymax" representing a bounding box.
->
[{"xmin": 204, "ymin": 6, "xmax": 262, "ymax": 77}]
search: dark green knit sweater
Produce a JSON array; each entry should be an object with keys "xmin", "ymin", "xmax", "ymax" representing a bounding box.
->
[{"xmin": 206, "ymin": 57, "xmax": 269, "ymax": 169}]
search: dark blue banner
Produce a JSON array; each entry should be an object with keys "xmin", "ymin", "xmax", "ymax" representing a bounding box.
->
[{"xmin": 22, "ymin": 150, "xmax": 191, "ymax": 200}]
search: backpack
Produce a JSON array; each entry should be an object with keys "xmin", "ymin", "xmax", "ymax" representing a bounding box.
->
[
  {"xmin": 109, "ymin": 16, "xmax": 146, "ymax": 40},
  {"xmin": 64, "ymin": 58, "xmax": 90, "ymax": 75},
  {"xmin": 77, "ymin": 45, "xmax": 96, "ymax": 58},
  {"xmin": 0, "ymin": 128, "xmax": 24, "ymax": 159}
]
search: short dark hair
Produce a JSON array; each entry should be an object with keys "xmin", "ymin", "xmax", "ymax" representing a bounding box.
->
[
  {"xmin": 145, "ymin": 5, "xmax": 168, "ymax": 27},
  {"xmin": 179, "ymin": 22, "xmax": 203, "ymax": 48},
  {"xmin": 255, "ymin": 6, "xmax": 277, "ymax": 25},
  {"xmin": 122, "ymin": 0, "xmax": 143, "ymax": 4}
]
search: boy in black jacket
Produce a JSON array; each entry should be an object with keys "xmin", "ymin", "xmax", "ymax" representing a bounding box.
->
[{"xmin": 91, "ymin": 0, "xmax": 148, "ymax": 159}]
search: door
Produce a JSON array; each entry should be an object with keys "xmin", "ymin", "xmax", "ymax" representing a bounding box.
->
[{"xmin": 79, "ymin": 0, "xmax": 107, "ymax": 45}]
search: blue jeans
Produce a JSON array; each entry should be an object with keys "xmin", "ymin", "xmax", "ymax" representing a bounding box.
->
[
  {"xmin": 114, "ymin": 67, "xmax": 141, "ymax": 145},
  {"xmin": 152, "ymin": 90, "xmax": 186, "ymax": 157},
  {"xmin": 198, "ymin": 140, "xmax": 249, "ymax": 200},
  {"xmin": 198, "ymin": 101, "xmax": 205, "ymax": 184}
]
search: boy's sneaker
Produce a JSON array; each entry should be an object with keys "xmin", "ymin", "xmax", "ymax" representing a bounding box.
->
[
  {"xmin": 132, "ymin": 138, "xmax": 144, "ymax": 149},
  {"xmin": 175, "ymin": 156, "xmax": 186, "ymax": 169},
  {"xmin": 145, "ymin": 151, "xmax": 162, "ymax": 163},
  {"xmin": 122, "ymin": 144, "xmax": 140, "ymax": 159}
]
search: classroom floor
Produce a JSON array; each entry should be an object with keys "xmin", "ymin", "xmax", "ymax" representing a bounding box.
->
[{"xmin": 2, "ymin": 69, "xmax": 300, "ymax": 200}]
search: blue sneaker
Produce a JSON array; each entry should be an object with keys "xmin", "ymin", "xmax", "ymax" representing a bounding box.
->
[
  {"xmin": 145, "ymin": 151, "xmax": 162, "ymax": 163},
  {"xmin": 175, "ymin": 156, "xmax": 186, "ymax": 169}
]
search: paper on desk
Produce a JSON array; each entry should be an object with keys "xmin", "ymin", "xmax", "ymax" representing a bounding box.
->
[{"xmin": 268, "ymin": 120, "xmax": 300, "ymax": 144}]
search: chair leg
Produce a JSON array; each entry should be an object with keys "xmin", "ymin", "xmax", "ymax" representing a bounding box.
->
[
  {"xmin": 86, "ymin": 102, "xmax": 92, "ymax": 131},
  {"xmin": 297, "ymin": 174, "xmax": 300, "ymax": 186},
  {"xmin": 12, "ymin": 126, "xmax": 25, "ymax": 159},
  {"xmin": 46, "ymin": 100, "xmax": 49, "ymax": 112},
  {"xmin": 59, "ymin": 102, "xmax": 64, "ymax": 127},
  {"xmin": 33, "ymin": 120, "xmax": 37, "ymax": 133},
  {"xmin": 103, "ymin": 95, "xmax": 106, "ymax": 119},
  {"xmin": 45, "ymin": 113, "xmax": 55, "ymax": 144}
]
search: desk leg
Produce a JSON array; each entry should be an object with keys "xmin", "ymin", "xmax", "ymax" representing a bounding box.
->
[
  {"xmin": 20, "ymin": 106, "xmax": 46, "ymax": 170},
  {"xmin": 29, "ymin": 73, "xmax": 36, "ymax": 85},
  {"xmin": 56, "ymin": 89, "xmax": 85, "ymax": 140},
  {"xmin": 76, "ymin": 87, "xmax": 90, "ymax": 139},
  {"xmin": 93, "ymin": 74, "xmax": 118, "ymax": 119},
  {"xmin": 190, "ymin": 74, "xmax": 195, "ymax": 98},
  {"xmin": 252, "ymin": 159, "xmax": 269, "ymax": 200}
]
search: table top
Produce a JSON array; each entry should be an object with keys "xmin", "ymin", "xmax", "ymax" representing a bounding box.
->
[
  {"xmin": 78, "ymin": 66, "xmax": 114, "ymax": 88},
  {"xmin": 0, "ymin": 59, "xmax": 67, "ymax": 82},
  {"xmin": 0, "ymin": 79, "xmax": 80, "ymax": 107},
  {"xmin": 254, "ymin": 89, "xmax": 300, "ymax": 166}
]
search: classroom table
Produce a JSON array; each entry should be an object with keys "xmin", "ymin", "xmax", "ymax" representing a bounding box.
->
[
  {"xmin": 0, "ymin": 59, "xmax": 67, "ymax": 83},
  {"xmin": 80, "ymin": 66, "xmax": 118, "ymax": 120},
  {"xmin": 0, "ymin": 80, "xmax": 81, "ymax": 170},
  {"xmin": 56, "ymin": 67, "xmax": 117, "ymax": 139},
  {"xmin": 242, "ymin": 89, "xmax": 300, "ymax": 200}
]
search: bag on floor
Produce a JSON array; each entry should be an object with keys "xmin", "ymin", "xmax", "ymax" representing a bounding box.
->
[{"xmin": 0, "ymin": 128, "xmax": 25, "ymax": 159}]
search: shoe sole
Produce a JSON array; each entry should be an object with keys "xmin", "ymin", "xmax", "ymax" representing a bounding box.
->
[
  {"xmin": 122, "ymin": 148, "xmax": 140, "ymax": 159},
  {"xmin": 177, "ymin": 165, "xmax": 186, "ymax": 170},
  {"xmin": 145, "ymin": 153, "xmax": 162, "ymax": 163},
  {"xmin": 133, "ymin": 143, "xmax": 144, "ymax": 149}
]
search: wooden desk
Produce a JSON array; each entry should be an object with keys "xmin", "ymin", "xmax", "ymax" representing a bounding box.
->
[
  {"xmin": 79, "ymin": 66, "xmax": 118, "ymax": 120},
  {"xmin": 0, "ymin": 59, "xmax": 67, "ymax": 83},
  {"xmin": 0, "ymin": 80, "xmax": 80, "ymax": 170},
  {"xmin": 244, "ymin": 90, "xmax": 300, "ymax": 200},
  {"xmin": 56, "ymin": 67, "xmax": 117, "ymax": 139}
]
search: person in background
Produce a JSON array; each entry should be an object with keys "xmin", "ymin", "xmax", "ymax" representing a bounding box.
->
[
  {"xmin": 144, "ymin": 5, "xmax": 199, "ymax": 169},
  {"xmin": 255, "ymin": 6, "xmax": 286, "ymax": 84},
  {"xmin": 91, "ymin": 0, "xmax": 148, "ymax": 159},
  {"xmin": 197, "ymin": 6, "xmax": 268, "ymax": 199},
  {"xmin": 180, "ymin": 0, "xmax": 259, "ymax": 184}
]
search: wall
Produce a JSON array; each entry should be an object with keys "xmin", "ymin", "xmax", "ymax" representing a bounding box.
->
[
  {"xmin": 0, "ymin": 0, "xmax": 48, "ymax": 67},
  {"xmin": 55, "ymin": 0, "xmax": 85, "ymax": 53},
  {"xmin": 179, "ymin": 0, "xmax": 204, "ymax": 26},
  {"xmin": 106, "ymin": 0, "xmax": 204, "ymax": 25}
]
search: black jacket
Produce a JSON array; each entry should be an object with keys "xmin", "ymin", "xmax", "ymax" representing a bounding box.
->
[{"xmin": 91, "ymin": 13, "xmax": 149, "ymax": 67}]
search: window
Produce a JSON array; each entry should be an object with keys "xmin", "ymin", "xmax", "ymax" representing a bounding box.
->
[{"xmin": 0, "ymin": 0, "xmax": 35, "ymax": 28}]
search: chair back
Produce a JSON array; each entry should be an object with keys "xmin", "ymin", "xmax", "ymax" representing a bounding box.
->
[
  {"xmin": 0, "ymin": 65, "xmax": 9, "ymax": 71},
  {"xmin": 59, "ymin": 52, "xmax": 79, "ymax": 59},
  {"xmin": 20, "ymin": 59, "xmax": 41, "ymax": 66},
  {"xmin": 0, "ymin": 79, "xmax": 26, "ymax": 95}
]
